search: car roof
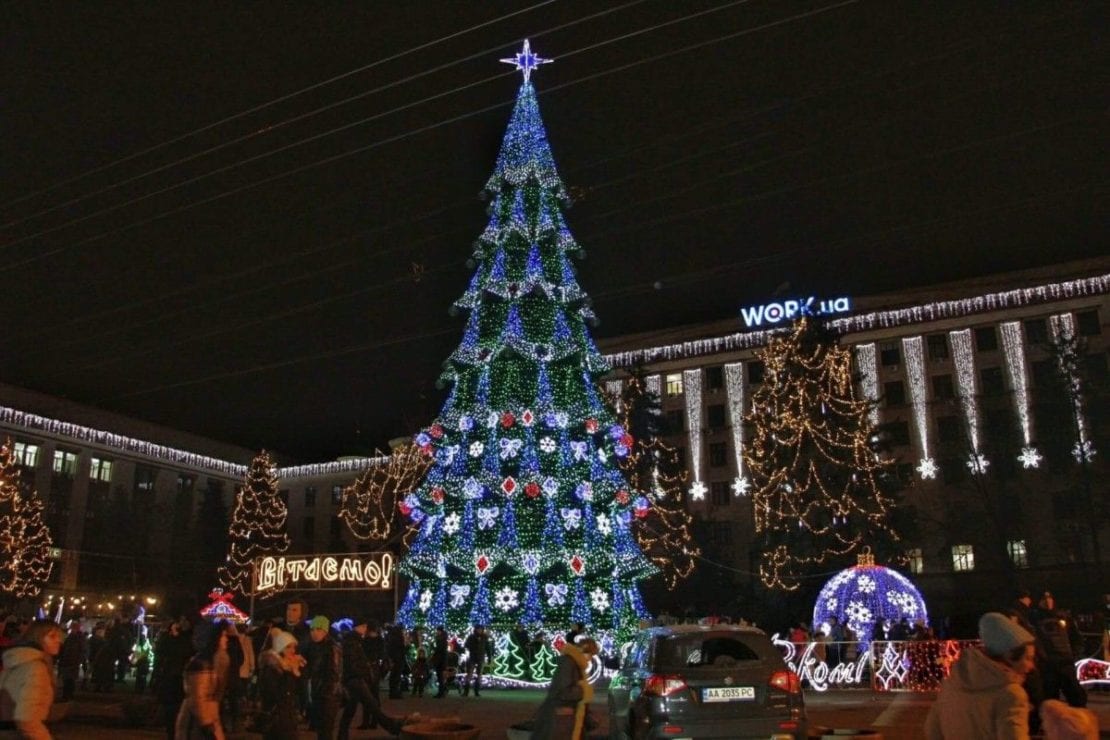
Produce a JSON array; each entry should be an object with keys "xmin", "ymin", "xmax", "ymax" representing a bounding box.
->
[{"xmin": 639, "ymin": 624, "xmax": 768, "ymax": 638}]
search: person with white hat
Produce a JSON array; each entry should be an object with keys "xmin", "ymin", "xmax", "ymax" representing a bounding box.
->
[{"xmin": 925, "ymin": 612, "xmax": 1036, "ymax": 739}]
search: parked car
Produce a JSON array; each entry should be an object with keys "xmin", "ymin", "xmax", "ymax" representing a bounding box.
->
[{"xmin": 607, "ymin": 623, "xmax": 806, "ymax": 740}]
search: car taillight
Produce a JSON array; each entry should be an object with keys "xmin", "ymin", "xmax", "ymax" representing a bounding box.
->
[
  {"xmin": 769, "ymin": 670, "xmax": 802, "ymax": 694},
  {"xmin": 644, "ymin": 674, "xmax": 688, "ymax": 697}
]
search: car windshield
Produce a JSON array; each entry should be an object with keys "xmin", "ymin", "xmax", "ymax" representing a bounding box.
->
[{"xmin": 656, "ymin": 634, "xmax": 762, "ymax": 670}]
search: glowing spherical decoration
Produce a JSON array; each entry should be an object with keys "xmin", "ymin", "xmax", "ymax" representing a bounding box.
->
[{"xmin": 812, "ymin": 561, "xmax": 928, "ymax": 649}]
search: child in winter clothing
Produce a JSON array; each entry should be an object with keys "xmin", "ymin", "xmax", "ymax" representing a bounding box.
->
[
  {"xmin": 411, "ymin": 648, "xmax": 429, "ymax": 697},
  {"xmin": 0, "ymin": 620, "xmax": 64, "ymax": 740}
]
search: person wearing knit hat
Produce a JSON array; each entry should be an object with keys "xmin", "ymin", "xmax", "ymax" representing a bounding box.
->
[
  {"xmin": 306, "ymin": 616, "xmax": 342, "ymax": 740},
  {"xmin": 925, "ymin": 612, "xmax": 1036, "ymax": 739},
  {"xmin": 309, "ymin": 616, "xmax": 330, "ymax": 632},
  {"xmin": 258, "ymin": 630, "xmax": 302, "ymax": 739}
]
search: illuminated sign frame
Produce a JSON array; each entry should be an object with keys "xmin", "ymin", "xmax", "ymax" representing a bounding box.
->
[{"xmin": 251, "ymin": 552, "xmax": 394, "ymax": 596}]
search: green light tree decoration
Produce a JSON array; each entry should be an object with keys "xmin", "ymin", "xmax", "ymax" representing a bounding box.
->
[
  {"xmin": 0, "ymin": 438, "xmax": 54, "ymax": 598},
  {"xmin": 218, "ymin": 450, "xmax": 290, "ymax": 595},
  {"xmin": 744, "ymin": 317, "xmax": 902, "ymax": 591},
  {"xmin": 529, "ymin": 641, "xmax": 559, "ymax": 683},
  {"xmin": 395, "ymin": 42, "xmax": 656, "ymax": 643}
]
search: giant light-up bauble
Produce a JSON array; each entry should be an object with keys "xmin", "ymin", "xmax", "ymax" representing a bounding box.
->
[{"xmin": 812, "ymin": 563, "xmax": 928, "ymax": 647}]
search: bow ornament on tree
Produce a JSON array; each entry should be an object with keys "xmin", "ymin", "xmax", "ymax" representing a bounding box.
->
[
  {"xmin": 545, "ymin": 582, "xmax": 568, "ymax": 605},
  {"xmin": 499, "ymin": 438, "xmax": 523, "ymax": 459},
  {"xmin": 477, "ymin": 506, "xmax": 500, "ymax": 529},
  {"xmin": 449, "ymin": 584, "xmax": 471, "ymax": 608},
  {"xmin": 561, "ymin": 507, "xmax": 582, "ymax": 530},
  {"xmin": 569, "ymin": 440, "xmax": 589, "ymax": 461}
]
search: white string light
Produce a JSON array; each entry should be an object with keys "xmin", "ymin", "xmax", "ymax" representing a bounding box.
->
[
  {"xmin": 901, "ymin": 337, "xmax": 935, "ymax": 479},
  {"xmin": 645, "ymin": 374, "xmax": 661, "ymax": 398},
  {"xmin": 684, "ymin": 368, "xmax": 706, "ymax": 500},
  {"xmin": 724, "ymin": 363, "xmax": 750, "ymax": 496},
  {"xmin": 854, "ymin": 343, "xmax": 880, "ymax": 427},
  {"xmin": 1049, "ymin": 313, "xmax": 1097, "ymax": 463},
  {"xmin": 951, "ymin": 329, "xmax": 988, "ymax": 475},
  {"xmin": 999, "ymin": 321, "xmax": 1041, "ymax": 469}
]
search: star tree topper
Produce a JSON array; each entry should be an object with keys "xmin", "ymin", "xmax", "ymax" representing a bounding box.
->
[{"xmin": 500, "ymin": 39, "xmax": 552, "ymax": 83}]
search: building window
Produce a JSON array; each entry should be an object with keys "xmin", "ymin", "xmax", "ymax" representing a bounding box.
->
[
  {"xmin": 303, "ymin": 516, "xmax": 315, "ymax": 540},
  {"xmin": 884, "ymin": 380, "xmax": 905, "ymax": 406},
  {"xmin": 936, "ymin": 416, "xmax": 962, "ymax": 444},
  {"xmin": 304, "ymin": 487, "xmax": 317, "ymax": 507},
  {"xmin": 1007, "ymin": 540, "xmax": 1028, "ymax": 568},
  {"xmin": 665, "ymin": 373, "xmax": 684, "ymax": 396},
  {"xmin": 134, "ymin": 466, "xmax": 157, "ymax": 493},
  {"xmin": 13, "ymin": 442, "xmax": 40, "ymax": 467},
  {"xmin": 710, "ymin": 481, "xmax": 730, "ymax": 506},
  {"xmin": 932, "ymin": 374, "xmax": 955, "ymax": 400},
  {"xmin": 907, "ymin": 548, "xmax": 924, "ymax": 574},
  {"xmin": 52, "ymin": 450, "xmax": 78, "ymax": 477},
  {"xmin": 975, "ymin": 326, "xmax": 998, "ymax": 352},
  {"xmin": 927, "ymin": 334, "xmax": 949, "ymax": 361},
  {"xmin": 708, "ymin": 442, "xmax": 727, "ymax": 467},
  {"xmin": 896, "ymin": 462, "xmax": 916, "ymax": 486},
  {"xmin": 1085, "ymin": 353, "xmax": 1108, "ymax": 383},
  {"xmin": 707, "ymin": 404, "xmax": 727, "ymax": 430},
  {"xmin": 177, "ymin": 474, "xmax": 195, "ymax": 494},
  {"xmin": 951, "ymin": 544, "xmax": 975, "ymax": 572},
  {"xmin": 664, "ymin": 409, "xmax": 685, "ymax": 434},
  {"xmin": 880, "ymin": 343, "xmax": 900, "ymax": 367},
  {"xmin": 979, "ymin": 366, "xmax": 1005, "ymax": 396},
  {"xmin": 941, "ymin": 457, "xmax": 967, "ymax": 485},
  {"xmin": 1024, "ymin": 318, "xmax": 1048, "ymax": 344},
  {"xmin": 711, "ymin": 521, "xmax": 733, "ymax": 546},
  {"xmin": 747, "ymin": 361, "xmax": 765, "ymax": 385},
  {"xmin": 1076, "ymin": 309, "xmax": 1101, "ymax": 337},
  {"xmin": 887, "ymin": 421, "xmax": 911, "ymax": 447},
  {"xmin": 705, "ymin": 365, "xmax": 724, "ymax": 391},
  {"xmin": 330, "ymin": 518, "xmax": 342, "ymax": 539},
  {"xmin": 89, "ymin": 458, "xmax": 113, "ymax": 483},
  {"xmin": 331, "ymin": 485, "xmax": 343, "ymax": 505}
]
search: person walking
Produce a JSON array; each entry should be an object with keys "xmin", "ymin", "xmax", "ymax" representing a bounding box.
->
[
  {"xmin": 1032, "ymin": 591, "xmax": 1087, "ymax": 708},
  {"xmin": 175, "ymin": 620, "xmax": 230, "ymax": 740},
  {"xmin": 256, "ymin": 630, "xmax": 302, "ymax": 740},
  {"xmin": 0, "ymin": 619, "xmax": 65, "ymax": 740},
  {"xmin": 337, "ymin": 616, "xmax": 416, "ymax": 740},
  {"xmin": 359, "ymin": 620, "xmax": 385, "ymax": 727},
  {"xmin": 431, "ymin": 626, "xmax": 449, "ymax": 698},
  {"xmin": 151, "ymin": 619, "xmax": 191, "ymax": 740},
  {"xmin": 462, "ymin": 624, "xmax": 491, "ymax": 697},
  {"xmin": 130, "ymin": 631, "xmax": 154, "ymax": 694},
  {"xmin": 55, "ymin": 622, "xmax": 85, "ymax": 702},
  {"xmin": 305, "ymin": 616, "xmax": 342, "ymax": 740},
  {"xmin": 384, "ymin": 622, "xmax": 407, "ymax": 700},
  {"xmin": 528, "ymin": 637, "xmax": 599, "ymax": 740},
  {"xmin": 924, "ymin": 612, "xmax": 1036, "ymax": 739}
]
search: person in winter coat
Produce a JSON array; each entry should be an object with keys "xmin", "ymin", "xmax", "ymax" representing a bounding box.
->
[
  {"xmin": 461, "ymin": 624, "xmax": 491, "ymax": 697},
  {"xmin": 0, "ymin": 620, "xmax": 64, "ymax": 740},
  {"xmin": 924, "ymin": 612, "xmax": 1036, "ymax": 740},
  {"xmin": 88, "ymin": 625, "xmax": 115, "ymax": 693},
  {"xmin": 431, "ymin": 626, "xmax": 449, "ymax": 698},
  {"xmin": 175, "ymin": 620, "xmax": 229, "ymax": 740},
  {"xmin": 131, "ymin": 633, "xmax": 154, "ymax": 694},
  {"xmin": 337, "ymin": 617, "xmax": 417, "ymax": 740},
  {"xmin": 529, "ymin": 637, "xmax": 598, "ymax": 740},
  {"xmin": 152, "ymin": 620, "xmax": 192, "ymax": 740},
  {"xmin": 384, "ymin": 622, "xmax": 407, "ymax": 700},
  {"xmin": 55, "ymin": 622, "xmax": 85, "ymax": 702},
  {"xmin": 257, "ymin": 631, "xmax": 302, "ymax": 740},
  {"xmin": 1033, "ymin": 591, "xmax": 1087, "ymax": 708},
  {"xmin": 305, "ymin": 616, "xmax": 342, "ymax": 740}
]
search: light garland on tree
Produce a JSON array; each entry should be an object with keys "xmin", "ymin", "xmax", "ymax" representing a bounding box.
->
[
  {"xmin": 950, "ymin": 330, "xmax": 988, "ymax": 474},
  {"xmin": 1049, "ymin": 313, "xmax": 1097, "ymax": 463},
  {"xmin": 396, "ymin": 42, "xmax": 655, "ymax": 646},
  {"xmin": 724, "ymin": 363, "xmax": 750, "ymax": 496},
  {"xmin": 745, "ymin": 318, "xmax": 902, "ymax": 591},
  {"xmin": 218, "ymin": 450, "xmax": 291, "ymax": 595},
  {"xmin": 339, "ymin": 445, "xmax": 430, "ymax": 541},
  {"xmin": 999, "ymin": 322, "xmax": 1041, "ymax": 468},
  {"xmin": 0, "ymin": 438, "xmax": 54, "ymax": 599},
  {"xmin": 683, "ymin": 369, "xmax": 706, "ymax": 500},
  {"xmin": 901, "ymin": 337, "xmax": 935, "ymax": 479}
]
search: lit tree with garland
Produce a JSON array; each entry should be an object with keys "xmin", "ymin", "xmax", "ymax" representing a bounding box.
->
[
  {"xmin": 744, "ymin": 317, "xmax": 902, "ymax": 591},
  {"xmin": 218, "ymin": 450, "xmax": 290, "ymax": 595},
  {"xmin": 396, "ymin": 42, "xmax": 656, "ymax": 645},
  {"xmin": 611, "ymin": 373, "xmax": 699, "ymax": 589},
  {"xmin": 0, "ymin": 438, "xmax": 54, "ymax": 598},
  {"xmin": 339, "ymin": 445, "xmax": 430, "ymax": 542}
]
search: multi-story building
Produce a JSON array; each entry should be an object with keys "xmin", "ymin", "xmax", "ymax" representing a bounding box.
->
[{"xmin": 2, "ymin": 257, "xmax": 1106, "ymax": 621}]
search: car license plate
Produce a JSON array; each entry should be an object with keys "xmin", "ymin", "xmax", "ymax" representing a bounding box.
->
[{"xmin": 702, "ymin": 686, "xmax": 755, "ymax": 702}]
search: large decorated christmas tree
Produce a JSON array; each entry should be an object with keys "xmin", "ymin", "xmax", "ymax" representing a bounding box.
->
[
  {"xmin": 218, "ymin": 450, "xmax": 290, "ymax": 595},
  {"xmin": 397, "ymin": 42, "xmax": 656, "ymax": 642}
]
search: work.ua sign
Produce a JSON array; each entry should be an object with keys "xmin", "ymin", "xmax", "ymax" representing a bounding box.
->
[{"xmin": 740, "ymin": 296, "xmax": 851, "ymax": 327}]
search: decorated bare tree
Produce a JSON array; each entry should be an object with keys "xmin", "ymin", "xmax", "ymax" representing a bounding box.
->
[
  {"xmin": 0, "ymin": 438, "xmax": 54, "ymax": 598},
  {"xmin": 218, "ymin": 450, "xmax": 290, "ymax": 595}
]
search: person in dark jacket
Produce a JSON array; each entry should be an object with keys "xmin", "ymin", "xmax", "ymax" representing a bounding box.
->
[
  {"xmin": 384, "ymin": 622, "xmax": 407, "ymax": 699},
  {"xmin": 257, "ymin": 630, "xmax": 301, "ymax": 740},
  {"xmin": 462, "ymin": 624, "xmax": 492, "ymax": 697},
  {"xmin": 1010, "ymin": 588, "xmax": 1046, "ymax": 733},
  {"xmin": 528, "ymin": 638, "xmax": 598, "ymax": 740},
  {"xmin": 431, "ymin": 626, "xmax": 449, "ymax": 698},
  {"xmin": 305, "ymin": 616, "xmax": 342, "ymax": 740},
  {"xmin": 151, "ymin": 619, "xmax": 192, "ymax": 740},
  {"xmin": 358, "ymin": 620, "xmax": 385, "ymax": 726},
  {"xmin": 1032, "ymin": 591, "xmax": 1087, "ymax": 708},
  {"xmin": 56, "ymin": 622, "xmax": 86, "ymax": 702},
  {"xmin": 88, "ymin": 625, "xmax": 115, "ymax": 693},
  {"xmin": 337, "ymin": 616, "xmax": 416, "ymax": 740}
]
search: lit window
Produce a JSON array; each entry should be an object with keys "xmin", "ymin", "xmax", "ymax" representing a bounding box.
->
[
  {"xmin": 907, "ymin": 548, "xmax": 924, "ymax": 574},
  {"xmin": 13, "ymin": 442, "xmax": 40, "ymax": 467},
  {"xmin": 665, "ymin": 373, "xmax": 684, "ymax": 396},
  {"xmin": 89, "ymin": 458, "xmax": 113, "ymax": 483},
  {"xmin": 951, "ymin": 544, "xmax": 975, "ymax": 572},
  {"xmin": 1007, "ymin": 540, "xmax": 1028, "ymax": 568},
  {"xmin": 52, "ymin": 450, "xmax": 78, "ymax": 476}
]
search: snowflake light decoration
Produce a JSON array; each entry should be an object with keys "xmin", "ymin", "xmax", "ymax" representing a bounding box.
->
[
  {"xmin": 589, "ymin": 587, "xmax": 610, "ymax": 613},
  {"xmin": 595, "ymin": 513, "xmax": 612, "ymax": 536},
  {"xmin": 731, "ymin": 475, "xmax": 751, "ymax": 497},
  {"xmin": 494, "ymin": 586, "xmax": 519, "ymax": 612},
  {"xmin": 966, "ymin": 452, "xmax": 990, "ymax": 476},
  {"xmin": 1017, "ymin": 446, "xmax": 1042, "ymax": 470},
  {"xmin": 916, "ymin": 457, "xmax": 938, "ymax": 480},
  {"xmin": 689, "ymin": 481, "xmax": 707, "ymax": 501},
  {"xmin": 442, "ymin": 512, "xmax": 461, "ymax": 535},
  {"xmin": 419, "ymin": 590, "xmax": 433, "ymax": 612},
  {"xmin": 813, "ymin": 561, "xmax": 929, "ymax": 650},
  {"xmin": 1072, "ymin": 440, "xmax": 1096, "ymax": 463}
]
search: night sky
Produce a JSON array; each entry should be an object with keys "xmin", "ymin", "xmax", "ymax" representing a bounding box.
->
[{"xmin": 2, "ymin": 2, "xmax": 1105, "ymax": 461}]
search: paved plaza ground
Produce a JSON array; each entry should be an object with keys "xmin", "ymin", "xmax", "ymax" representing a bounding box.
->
[{"xmin": 39, "ymin": 682, "xmax": 1110, "ymax": 739}]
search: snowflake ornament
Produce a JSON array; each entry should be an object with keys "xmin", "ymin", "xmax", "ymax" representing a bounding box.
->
[
  {"xmin": 1017, "ymin": 446, "xmax": 1042, "ymax": 469},
  {"xmin": 1072, "ymin": 440, "xmax": 1096, "ymax": 463},
  {"xmin": 856, "ymin": 574, "xmax": 876, "ymax": 594},
  {"xmin": 442, "ymin": 513, "xmax": 461, "ymax": 535},
  {"xmin": 419, "ymin": 590, "xmax": 433, "ymax": 612},
  {"xmin": 539, "ymin": 436, "xmax": 557, "ymax": 453},
  {"xmin": 595, "ymin": 513, "xmax": 612, "ymax": 536},
  {"xmin": 469, "ymin": 441, "xmax": 484, "ymax": 458},
  {"xmin": 731, "ymin": 476, "xmax": 752, "ymax": 496},
  {"xmin": 494, "ymin": 587, "xmax": 519, "ymax": 612},
  {"xmin": 689, "ymin": 481, "xmax": 708, "ymax": 500},
  {"xmin": 589, "ymin": 587, "xmax": 610, "ymax": 613},
  {"xmin": 844, "ymin": 600, "xmax": 873, "ymax": 625},
  {"xmin": 916, "ymin": 457, "xmax": 938, "ymax": 480},
  {"xmin": 966, "ymin": 452, "xmax": 990, "ymax": 476}
]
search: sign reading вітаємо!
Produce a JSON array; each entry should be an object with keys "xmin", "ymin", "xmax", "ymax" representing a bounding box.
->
[
  {"xmin": 740, "ymin": 296, "xmax": 851, "ymax": 327},
  {"xmin": 253, "ymin": 552, "xmax": 393, "ymax": 595}
]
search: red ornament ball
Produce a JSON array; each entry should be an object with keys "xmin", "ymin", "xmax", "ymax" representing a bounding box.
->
[{"xmin": 501, "ymin": 412, "xmax": 516, "ymax": 429}]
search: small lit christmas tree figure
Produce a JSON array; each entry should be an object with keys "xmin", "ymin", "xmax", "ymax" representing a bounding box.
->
[
  {"xmin": 744, "ymin": 317, "xmax": 902, "ymax": 590},
  {"xmin": 396, "ymin": 41, "xmax": 656, "ymax": 643},
  {"xmin": 611, "ymin": 373, "xmax": 699, "ymax": 589},
  {"xmin": 491, "ymin": 632, "xmax": 529, "ymax": 682},
  {"xmin": 529, "ymin": 640, "xmax": 560, "ymax": 683},
  {"xmin": 218, "ymin": 450, "xmax": 290, "ymax": 595},
  {"xmin": 0, "ymin": 438, "xmax": 54, "ymax": 598}
]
